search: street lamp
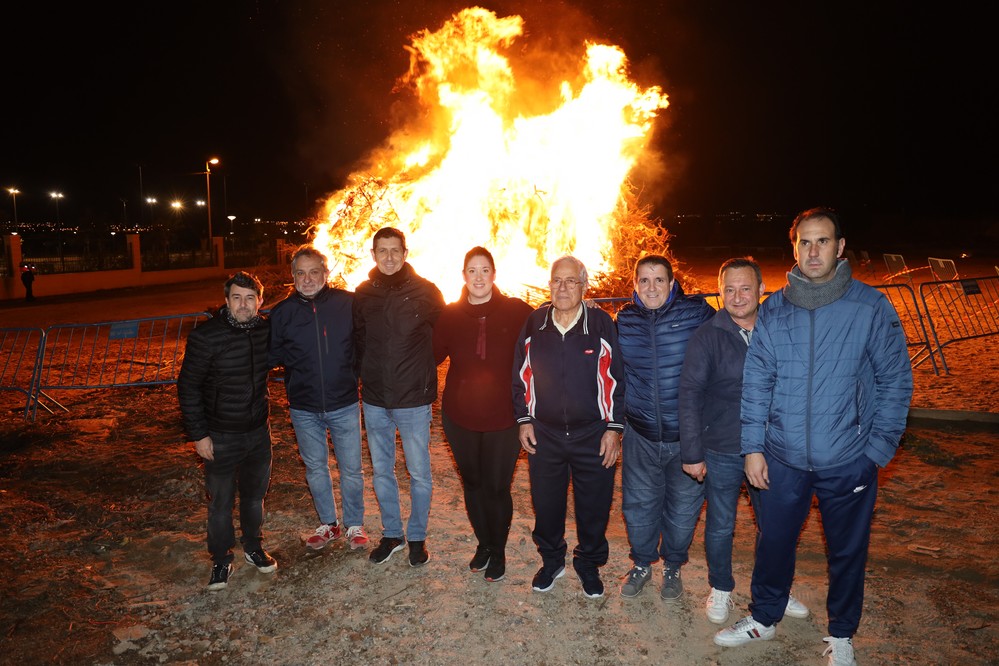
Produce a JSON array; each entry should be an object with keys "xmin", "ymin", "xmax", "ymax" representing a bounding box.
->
[
  {"xmin": 6, "ymin": 188, "xmax": 18, "ymax": 225},
  {"xmin": 146, "ymin": 197, "xmax": 157, "ymax": 228},
  {"xmin": 50, "ymin": 192, "xmax": 64, "ymax": 228},
  {"xmin": 204, "ymin": 157, "xmax": 219, "ymax": 244}
]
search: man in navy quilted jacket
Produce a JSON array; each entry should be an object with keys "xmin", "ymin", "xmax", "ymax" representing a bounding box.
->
[
  {"xmin": 615, "ymin": 255, "xmax": 714, "ymax": 601},
  {"xmin": 714, "ymin": 208, "xmax": 912, "ymax": 666}
]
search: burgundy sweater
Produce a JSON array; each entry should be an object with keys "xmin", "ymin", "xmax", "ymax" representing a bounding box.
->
[{"xmin": 433, "ymin": 289, "xmax": 534, "ymax": 432}]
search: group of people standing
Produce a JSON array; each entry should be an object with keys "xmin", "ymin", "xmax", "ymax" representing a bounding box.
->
[{"xmin": 178, "ymin": 207, "xmax": 912, "ymax": 666}]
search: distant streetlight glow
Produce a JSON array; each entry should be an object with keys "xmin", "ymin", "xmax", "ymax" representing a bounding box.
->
[{"xmin": 6, "ymin": 187, "xmax": 18, "ymax": 225}]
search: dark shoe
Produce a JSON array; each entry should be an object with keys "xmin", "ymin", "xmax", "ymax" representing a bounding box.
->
[
  {"xmin": 369, "ymin": 536, "xmax": 405, "ymax": 564},
  {"xmin": 244, "ymin": 549, "xmax": 277, "ymax": 573},
  {"xmin": 660, "ymin": 565, "xmax": 683, "ymax": 601},
  {"xmin": 620, "ymin": 565, "xmax": 651, "ymax": 598},
  {"xmin": 532, "ymin": 564, "xmax": 565, "ymax": 592},
  {"xmin": 408, "ymin": 540, "xmax": 430, "ymax": 567},
  {"xmin": 576, "ymin": 567, "xmax": 605, "ymax": 599},
  {"xmin": 469, "ymin": 545, "xmax": 491, "ymax": 572},
  {"xmin": 484, "ymin": 554, "xmax": 506, "ymax": 582},
  {"xmin": 207, "ymin": 562, "xmax": 233, "ymax": 591}
]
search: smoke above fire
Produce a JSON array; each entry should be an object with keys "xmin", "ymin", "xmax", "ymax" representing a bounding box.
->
[{"xmin": 312, "ymin": 6, "xmax": 669, "ymax": 301}]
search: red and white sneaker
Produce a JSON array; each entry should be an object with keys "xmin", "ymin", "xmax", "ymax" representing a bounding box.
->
[
  {"xmin": 306, "ymin": 522, "xmax": 342, "ymax": 550},
  {"xmin": 346, "ymin": 525, "xmax": 369, "ymax": 550}
]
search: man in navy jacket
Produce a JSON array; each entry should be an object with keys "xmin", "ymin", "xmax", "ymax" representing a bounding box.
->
[
  {"xmin": 514, "ymin": 255, "xmax": 625, "ymax": 599},
  {"xmin": 270, "ymin": 246, "xmax": 368, "ymax": 552},
  {"xmin": 714, "ymin": 209, "xmax": 912, "ymax": 666},
  {"xmin": 679, "ymin": 258, "xmax": 809, "ymax": 625},
  {"xmin": 615, "ymin": 255, "xmax": 714, "ymax": 601}
]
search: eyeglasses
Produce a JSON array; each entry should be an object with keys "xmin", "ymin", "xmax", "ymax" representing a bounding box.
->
[{"xmin": 549, "ymin": 277, "xmax": 583, "ymax": 289}]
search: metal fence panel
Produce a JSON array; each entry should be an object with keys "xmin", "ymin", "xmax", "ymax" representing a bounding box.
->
[
  {"xmin": 38, "ymin": 313, "xmax": 210, "ymax": 398},
  {"xmin": 874, "ymin": 283, "xmax": 941, "ymax": 374},
  {"xmin": 919, "ymin": 275, "xmax": 999, "ymax": 366},
  {"xmin": 0, "ymin": 327, "xmax": 45, "ymax": 419}
]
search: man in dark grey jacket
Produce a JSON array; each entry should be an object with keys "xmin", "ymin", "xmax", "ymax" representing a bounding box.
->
[
  {"xmin": 679, "ymin": 258, "xmax": 809, "ymax": 625},
  {"xmin": 178, "ymin": 271, "xmax": 275, "ymax": 591}
]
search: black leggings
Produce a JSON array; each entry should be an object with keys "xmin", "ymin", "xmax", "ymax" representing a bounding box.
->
[{"xmin": 441, "ymin": 412, "xmax": 521, "ymax": 554}]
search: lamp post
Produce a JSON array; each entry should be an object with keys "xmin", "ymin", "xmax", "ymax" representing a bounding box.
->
[
  {"xmin": 51, "ymin": 192, "xmax": 65, "ymax": 270},
  {"xmin": 146, "ymin": 197, "xmax": 157, "ymax": 228},
  {"xmin": 6, "ymin": 188, "xmax": 18, "ymax": 226},
  {"xmin": 50, "ymin": 192, "xmax": 64, "ymax": 228},
  {"xmin": 204, "ymin": 157, "xmax": 219, "ymax": 245}
]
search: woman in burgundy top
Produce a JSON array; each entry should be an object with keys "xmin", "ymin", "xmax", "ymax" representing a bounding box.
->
[{"xmin": 433, "ymin": 246, "xmax": 534, "ymax": 582}]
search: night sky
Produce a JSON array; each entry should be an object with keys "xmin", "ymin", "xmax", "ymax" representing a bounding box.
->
[{"xmin": 2, "ymin": 1, "xmax": 995, "ymax": 237}]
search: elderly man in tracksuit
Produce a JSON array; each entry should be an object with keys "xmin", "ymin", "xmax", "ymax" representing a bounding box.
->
[
  {"xmin": 714, "ymin": 208, "xmax": 912, "ymax": 666},
  {"xmin": 514, "ymin": 255, "xmax": 626, "ymax": 599}
]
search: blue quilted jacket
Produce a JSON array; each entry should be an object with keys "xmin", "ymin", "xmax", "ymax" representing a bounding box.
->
[{"xmin": 741, "ymin": 279, "xmax": 912, "ymax": 470}]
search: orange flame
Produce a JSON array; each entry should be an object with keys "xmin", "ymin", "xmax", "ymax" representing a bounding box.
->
[{"xmin": 314, "ymin": 7, "xmax": 668, "ymax": 301}]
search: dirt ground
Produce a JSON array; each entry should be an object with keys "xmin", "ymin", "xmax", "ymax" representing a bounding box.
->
[{"xmin": 1, "ymin": 261, "xmax": 998, "ymax": 666}]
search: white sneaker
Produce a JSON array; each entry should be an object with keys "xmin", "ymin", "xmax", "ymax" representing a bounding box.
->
[
  {"xmin": 346, "ymin": 525, "xmax": 369, "ymax": 550},
  {"xmin": 822, "ymin": 636, "xmax": 857, "ymax": 666},
  {"xmin": 713, "ymin": 615, "xmax": 776, "ymax": 647},
  {"xmin": 785, "ymin": 592, "xmax": 810, "ymax": 619},
  {"xmin": 706, "ymin": 588, "xmax": 735, "ymax": 624}
]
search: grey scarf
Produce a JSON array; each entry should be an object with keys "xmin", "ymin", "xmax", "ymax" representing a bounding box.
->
[{"xmin": 784, "ymin": 259, "xmax": 852, "ymax": 310}]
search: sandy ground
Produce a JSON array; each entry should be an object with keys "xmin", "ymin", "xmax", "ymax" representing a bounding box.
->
[{"xmin": 1, "ymin": 259, "xmax": 998, "ymax": 666}]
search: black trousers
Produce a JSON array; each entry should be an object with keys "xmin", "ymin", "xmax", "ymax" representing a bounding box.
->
[
  {"xmin": 204, "ymin": 423, "xmax": 273, "ymax": 564},
  {"xmin": 527, "ymin": 420, "xmax": 616, "ymax": 571},
  {"xmin": 442, "ymin": 413, "xmax": 521, "ymax": 554}
]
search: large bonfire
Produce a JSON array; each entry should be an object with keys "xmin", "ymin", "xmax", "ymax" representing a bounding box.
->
[{"xmin": 313, "ymin": 6, "xmax": 674, "ymax": 303}]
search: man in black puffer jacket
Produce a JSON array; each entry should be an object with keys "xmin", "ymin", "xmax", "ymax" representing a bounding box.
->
[
  {"xmin": 178, "ymin": 271, "xmax": 275, "ymax": 591},
  {"xmin": 354, "ymin": 227, "xmax": 444, "ymax": 567}
]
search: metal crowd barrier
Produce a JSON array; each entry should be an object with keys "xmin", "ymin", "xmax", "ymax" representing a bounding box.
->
[
  {"xmin": 918, "ymin": 275, "xmax": 999, "ymax": 370},
  {"xmin": 30, "ymin": 312, "xmax": 210, "ymax": 421},
  {"xmin": 0, "ymin": 327, "xmax": 46, "ymax": 420},
  {"xmin": 873, "ymin": 283, "xmax": 942, "ymax": 374}
]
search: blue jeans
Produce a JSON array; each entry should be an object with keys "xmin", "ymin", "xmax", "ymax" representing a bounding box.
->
[
  {"xmin": 362, "ymin": 403, "xmax": 433, "ymax": 541},
  {"xmin": 289, "ymin": 403, "xmax": 365, "ymax": 528},
  {"xmin": 703, "ymin": 448, "xmax": 753, "ymax": 591},
  {"xmin": 204, "ymin": 424, "xmax": 272, "ymax": 564},
  {"xmin": 621, "ymin": 424, "xmax": 705, "ymax": 568}
]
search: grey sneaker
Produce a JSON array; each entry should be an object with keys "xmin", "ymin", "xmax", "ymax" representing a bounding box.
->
[
  {"xmin": 660, "ymin": 565, "xmax": 683, "ymax": 601},
  {"xmin": 620, "ymin": 565, "xmax": 651, "ymax": 598},
  {"xmin": 822, "ymin": 636, "xmax": 857, "ymax": 666}
]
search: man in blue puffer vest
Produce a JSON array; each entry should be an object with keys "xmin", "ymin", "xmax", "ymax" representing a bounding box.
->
[
  {"xmin": 714, "ymin": 208, "xmax": 912, "ymax": 666},
  {"xmin": 616, "ymin": 255, "xmax": 714, "ymax": 601}
]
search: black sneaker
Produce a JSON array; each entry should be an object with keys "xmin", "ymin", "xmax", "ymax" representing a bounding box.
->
[
  {"xmin": 469, "ymin": 546, "xmax": 491, "ymax": 572},
  {"xmin": 369, "ymin": 536, "xmax": 405, "ymax": 564},
  {"xmin": 531, "ymin": 564, "xmax": 565, "ymax": 592},
  {"xmin": 484, "ymin": 554, "xmax": 506, "ymax": 582},
  {"xmin": 576, "ymin": 567, "xmax": 605, "ymax": 599},
  {"xmin": 207, "ymin": 562, "xmax": 233, "ymax": 591},
  {"xmin": 244, "ymin": 549, "xmax": 277, "ymax": 573},
  {"xmin": 408, "ymin": 540, "xmax": 430, "ymax": 567}
]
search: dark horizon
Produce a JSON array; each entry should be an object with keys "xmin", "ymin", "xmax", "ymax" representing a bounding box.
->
[{"xmin": 2, "ymin": 2, "xmax": 996, "ymax": 233}]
